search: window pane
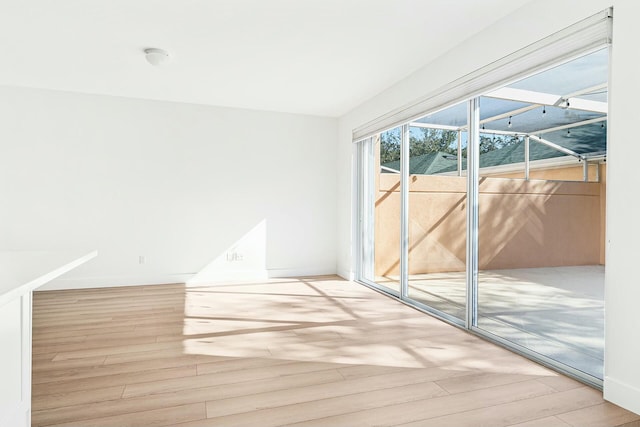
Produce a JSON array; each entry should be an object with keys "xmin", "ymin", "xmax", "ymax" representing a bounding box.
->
[
  {"xmin": 406, "ymin": 102, "xmax": 468, "ymax": 321},
  {"xmin": 370, "ymin": 128, "xmax": 402, "ymax": 294},
  {"xmin": 476, "ymin": 48, "xmax": 607, "ymax": 379}
]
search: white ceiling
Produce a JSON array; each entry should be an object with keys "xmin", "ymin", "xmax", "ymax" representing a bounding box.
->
[{"xmin": 0, "ymin": 0, "xmax": 533, "ymax": 117}]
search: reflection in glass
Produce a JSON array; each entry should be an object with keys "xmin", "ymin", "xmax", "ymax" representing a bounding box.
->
[
  {"xmin": 369, "ymin": 129, "xmax": 402, "ymax": 294},
  {"xmin": 476, "ymin": 48, "xmax": 607, "ymax": 379},
  {"xmin": 404, "ymin": 103, "xmax": 468, "ymax": 321}
]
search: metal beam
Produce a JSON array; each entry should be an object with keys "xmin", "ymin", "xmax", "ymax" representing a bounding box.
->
[
  {"xmin": 400, "ymin": 124, "xmax": 410, "ymax": 299},
  {"xmin": 466, "ymin": 98, "xmax": 479, "ymax": 329},
  {"xmin": 413, "ymin": 83, "xmax": 608, "ymax": 134},
  {"xmin": 524, "ymin": 136, "xmax": 530, "ymax": 180},
  {"xmin": 583, "ymin": 159, "xmax": 589, "ymax": 182},
  {"xmin": 536, "ymin": 116, "xmax": 607, "ymax": 135},
  {"xmin": 457, "ymin": 130, "xmax": 462, "ymax": 176},
  {"xmin": 485, "ymin": 87, "xmax": 558, "ymax": 107},
  {"xmin": 380, "ymin": 165, "xmax": 400, "ymax": 174},
  {"xmin": 479, "ymin": 128, "xmax": 523, "ymax": 137},
  {"xmin": 561, "ymin": 97, "xmax": 608, "ymax": 114},
  {"xmin": 459, "ymin": 105, "xmax": 540, "ymax": 132},
  {"xmin": 480, "ymin": 104, "xmax": 540, "ymax": 126},
  {"xmin": 412, "ymin": 107, "xmax": 607, "ymax": 136},
  {"xmin": 409, "ymin": 122, "xmax": 460, "ymax": 131},
  {"xmin": 479, "ymin": 116, "xmax": 607, "ymax": 137},
  {"xmin": 528, "ymin": 134, "xmax": 585, "ymax": 160},
  {"xmin": 485, "ymin": 87, "xmax": 607, "ymax": 114},
  {"xmin": 564, "ymin": 82, "xmax": 608, "ymax": 99}
]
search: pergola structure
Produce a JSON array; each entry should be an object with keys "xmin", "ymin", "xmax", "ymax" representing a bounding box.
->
[{"xmin": 404, "ymin": 48, "xmax": 608, "ymax": 181}]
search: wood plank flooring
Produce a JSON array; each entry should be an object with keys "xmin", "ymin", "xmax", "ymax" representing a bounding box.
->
[{"xmin": 32, "ymin": 276, "xmax": 639, "ymax": 427}]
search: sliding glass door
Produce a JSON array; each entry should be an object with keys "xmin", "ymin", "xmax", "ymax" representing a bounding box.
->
[
  {"xmin": 356, "ymin": 46, "xmax": 608, "ymax": 386},
  {"xmin": 475, "ymin": 49, "xmax": 608, "ymax": 381},
  {"xmin": 359, "ymin": 130, "xmax": 403, "ymax": 296}
]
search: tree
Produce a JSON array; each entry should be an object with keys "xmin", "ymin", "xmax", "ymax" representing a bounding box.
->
[
  {"xmin": 380, "ymin": 127, "xmax": 458, "ymax": 165},
  {"xmin": 380, "ymin": 127, "xmax": 522, "ymax": 166},
  {"xmin": 380, "ymin": 128, "xmax": 401, "ymax": 164},
  {"xmin": 410, "ymin": 128, "xmax": 458, "ymax": 157},
  {"xmin": 479, "ymin": 134, "xmax": 521, "ymax": 154}
]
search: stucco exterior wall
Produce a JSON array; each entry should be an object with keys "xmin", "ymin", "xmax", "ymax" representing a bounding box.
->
[{"xmin": 375, "ymin": 173, "xmax": 602, "ymax": 276}]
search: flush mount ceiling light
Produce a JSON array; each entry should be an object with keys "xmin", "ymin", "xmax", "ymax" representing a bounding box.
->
[{"xmin": 144, "ymin": 48, "xmax": 170, "ymax": 66}]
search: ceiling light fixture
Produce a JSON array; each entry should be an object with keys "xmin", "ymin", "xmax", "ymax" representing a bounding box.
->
[{"xmin": 144, "ymin": 48, "xmax": 170, "ymax": 66}]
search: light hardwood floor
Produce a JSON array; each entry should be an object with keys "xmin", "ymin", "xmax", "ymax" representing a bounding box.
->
[{"xmin": 32, "ymin": 276, "xmax": 639, "ymax": 427}]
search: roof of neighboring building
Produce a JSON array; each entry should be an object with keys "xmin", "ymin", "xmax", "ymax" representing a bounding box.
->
[
  {"xmin": 382, "ymin": 151, "xmax": 458, "ymax": 175},
  {"xmin": 382, "ymin": 124, "xmax": 606, "ymax": 175},
  {"xmin": 479, "ymin": 124, "xmax": 606, "ymax": 169}
]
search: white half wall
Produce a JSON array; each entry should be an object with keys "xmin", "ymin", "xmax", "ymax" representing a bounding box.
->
[
  {"xmin": 337, "ymin": 0, "xmax": 640, "ymax": 415},
  {"xmin": 0, "ymin": 86, "xmax": 338, "ymax": 288}
]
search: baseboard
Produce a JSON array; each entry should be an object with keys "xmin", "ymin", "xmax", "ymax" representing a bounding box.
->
[
  {"xmin": 186, "ymin": 270, "xmax": 268, "ymax": 285},
  {"xmin": 37, "ymin": 274, "xmax": 195, "ymax": 291},
  {"xmin": 37, "ymin": 268, "xmax": 342, "ymax": 291},
  {"xmin": 337, "ymin": 268, "xmax": 354, "ymax": 281},
  {"xmin": 604, "ymin": 376, "xmax": 640, "ymax": 416},
  {"xmin": 267, "ymin": 267, "xmax": 336, "ymax": 278}
]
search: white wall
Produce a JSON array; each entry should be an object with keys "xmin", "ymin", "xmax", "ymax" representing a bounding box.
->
[
  {"xmin": 337, "ymin": 0, "xmax": 640, "ymax": 415},
  {"xmin": 0, "ymin": 86, "xmax": 338, "ymax": 288},
  {"xmin": 603, "ymin": 0, "xmax": 640, "ymax": 414}
]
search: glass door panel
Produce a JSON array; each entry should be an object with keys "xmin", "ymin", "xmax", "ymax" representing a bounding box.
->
[
  {"xmin": 476, "ymin": 49, "xmax": 608, "ymax": 380},
  {"xmin": 405, "ymin": 101, "xmax": 468, "ymax": 321},
  {"xmin": 365, "ymin": 129, "xmax": 403, "ymax": 294}
]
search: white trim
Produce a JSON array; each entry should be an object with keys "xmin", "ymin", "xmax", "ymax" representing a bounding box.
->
[
  {"xmin": 353, "ymin": 8, "xmax": 612, "ymax": 141},
  {"xmin": 337, "ymin": 268, "xmax": 354, "ymax": 281},
  {"xmin": 267, "ymin": 268, "xmax": 337, "ymax": 278},
  {"xmin": 604, "ymin": 376, "xmax": 640, "ymax": 416},
  {"xmin": 39, "ymin": 275, "xmax": 192, "ymax": 290},
  {"xmin": 187, "ymin": 271, "xmax": 269, "ymax": 285},
  {"xmin": 40, "ymin": 268, "xmax": 339, "ymax": 290}
]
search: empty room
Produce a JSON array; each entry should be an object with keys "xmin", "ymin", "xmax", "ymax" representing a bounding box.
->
[{"xmin": 1, "ymin": 0, "xmax": 640, "ymax": 426}]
